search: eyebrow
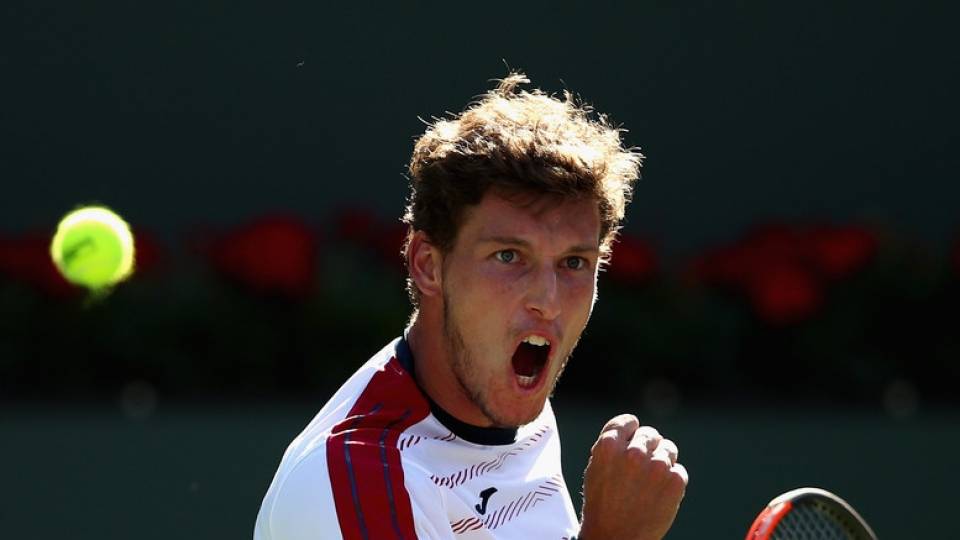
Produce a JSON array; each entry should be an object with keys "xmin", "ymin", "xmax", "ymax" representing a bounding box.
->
[{"xmin": 477, "ymin": 235, "xmax": 600, "ymax": 255}]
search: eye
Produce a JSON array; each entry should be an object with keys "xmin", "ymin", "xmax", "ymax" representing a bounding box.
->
[
  {"xmin": 495, "ymin": 250, "xmax": 517, "ymax": 264},
  {"xmin": 564, "ymin": 256, "xmax": 587, "ymax": 270}
]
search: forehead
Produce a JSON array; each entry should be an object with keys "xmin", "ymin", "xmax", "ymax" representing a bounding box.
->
[{"xmin": 456, "ymin": 190, "xmax": 601, "ymax": 247}]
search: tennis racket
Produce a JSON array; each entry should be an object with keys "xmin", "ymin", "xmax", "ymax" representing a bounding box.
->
[{"xmin": 745, "ymin": 487, "xmax": 877, "ymax": 540}]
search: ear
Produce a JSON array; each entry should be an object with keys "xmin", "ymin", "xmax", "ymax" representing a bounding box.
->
[{"xmin": 406, "ymin": 230, "xmax": 443, "ymax": 298}]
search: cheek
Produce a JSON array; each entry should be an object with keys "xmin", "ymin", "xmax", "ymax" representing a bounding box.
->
[
  {"xmin": 446, "ymin": 259, "xmax": 493, "ymax": 298},
  {"xmin": 562, "ymin": 272, "xmax": 596, "ymax": 307},
  {"xmin": 447, "ymin": 263, "xmax": 519, "ymax": 329},
  {"xmin": 471, "ymin": 262, "xmax": 528, "ymax": 300},
  {"xmin": 562, "ymin": 277, "xmax": 597, "ymax": 333}
]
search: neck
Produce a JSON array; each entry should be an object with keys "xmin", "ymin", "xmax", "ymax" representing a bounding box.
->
[{"xmin": 407, "ymin": 311, "xmax": 494, "ymax": 428}]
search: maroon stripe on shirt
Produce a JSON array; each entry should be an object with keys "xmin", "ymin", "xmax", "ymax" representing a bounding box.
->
[{"xmin": 327, "ymin": 356, "xmax": 430, "ymax": 540}]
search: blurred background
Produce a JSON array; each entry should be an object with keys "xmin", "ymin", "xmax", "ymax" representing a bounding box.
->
[{"xmin": 2, "ymin": 1, "xmax": 958, "ymax": 538}]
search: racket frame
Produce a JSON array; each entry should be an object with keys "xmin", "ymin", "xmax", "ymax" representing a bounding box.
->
[{"xmin": 745, "ymin": 487, "xmax": 878, "ymax": 540}]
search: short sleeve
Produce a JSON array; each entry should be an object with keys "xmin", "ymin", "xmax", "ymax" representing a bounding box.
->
[
  {"xmin": 256, "ymin": 450, "xmax": 461, "ymax": 540},
  {"xmin": 254, "ymin": 451, "xmax": 344, "ymax": 540}
]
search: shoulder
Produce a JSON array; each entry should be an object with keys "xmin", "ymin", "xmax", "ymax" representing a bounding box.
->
[
  {"xmin": 257, "ymin": 339, "xmax": 438, "ymax": 539},
  {"xmin": 283, "ymin": 338, "xmax": 429, "ymax": 468},
  {"xmin": 258, "ymin": 443, "xmax": 448, "ymax": 540},
  {"xmin": 255, "ymin": 449, "xmax": 341, "ymax": 540}
]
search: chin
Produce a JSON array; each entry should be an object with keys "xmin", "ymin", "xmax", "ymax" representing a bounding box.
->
[{"xmin": 488, "ymin": 399, "xmax": 546, "ymax": 428}]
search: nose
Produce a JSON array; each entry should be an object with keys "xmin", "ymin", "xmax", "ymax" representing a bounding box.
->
[{"xmin": 525, "ymin": 264, "xmax": 561, "ymax": 320}]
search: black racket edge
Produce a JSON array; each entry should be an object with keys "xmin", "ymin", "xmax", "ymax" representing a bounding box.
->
[{"xmin": 746, "ymin": 487, "xmax": 878, "ymax": 540}]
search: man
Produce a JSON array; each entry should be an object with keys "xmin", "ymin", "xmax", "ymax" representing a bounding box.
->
[{"xmin": 255, "ymin": 73, "xmax": 687, "ymax": 540}]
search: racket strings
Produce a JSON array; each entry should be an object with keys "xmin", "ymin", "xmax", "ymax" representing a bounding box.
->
[{"xmin": 771, "ymin": 500, "xmax": 861, "ymax": 540}]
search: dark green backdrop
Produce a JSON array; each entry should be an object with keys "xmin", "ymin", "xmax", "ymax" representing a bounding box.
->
[
  {"xmin": 4, "ymin": 1, "xmax": 958, "ymax": 256},
  {"xmin": 3, "ymin": 402, "xmax": 955, "ymax": 538}
]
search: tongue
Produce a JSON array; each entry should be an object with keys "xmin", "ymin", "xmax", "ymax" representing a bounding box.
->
[{"xmin": 512, "ymin": 343, "xmax": 541, "ymax": 377}]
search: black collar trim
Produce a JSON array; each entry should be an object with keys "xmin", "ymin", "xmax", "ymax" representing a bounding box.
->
[{"xmin": 395, "ymin": 334, "xmax": 519, "ymax": 446}]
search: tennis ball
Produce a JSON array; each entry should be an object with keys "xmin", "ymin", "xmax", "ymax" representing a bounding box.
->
[{"xmin": 50, "ymin": 206, "xmax": 135, "ymax": 290}]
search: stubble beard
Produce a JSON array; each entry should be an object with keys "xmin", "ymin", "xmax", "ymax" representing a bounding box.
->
[{"xmin": 440, "ymin": 285, "xmax": 576, "ymax": 428}]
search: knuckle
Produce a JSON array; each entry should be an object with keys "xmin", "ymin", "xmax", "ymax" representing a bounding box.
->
[
  {"xmin": 630, "ymin": 427, "xmax": 662, "ymax": 453},
  {"xmin": 591, "ymin": 432, "xmax": 619, "ymax": 457},
  {"xmin": 648, "ymin": 455, "xmax": 672, "ymax": 477},
  {"xmin": 602, "ymin": 413, "xmax": 639, "ymax": 433},
  {"xmin": 658, "ymin": 437, "xmax": 677, "ymax": 452},
  {"xmin": 670, "ymin": 463, "xmax": 690, "ymax": 488},
  {"xmin": 636, "ymin": 425, "xmax": 662, "ymax": 442},
  {"xmin": 657, "ymin": 438, "xmax": 679, "ymax": 460},
  {"xmin": 623, "ymin": 443, "xmax": 651, "ymax": 466}
]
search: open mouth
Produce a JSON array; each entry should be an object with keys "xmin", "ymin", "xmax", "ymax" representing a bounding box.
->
[{"xmin": 511, "ymin": 335, "xmax": 551, "ymax": 389}]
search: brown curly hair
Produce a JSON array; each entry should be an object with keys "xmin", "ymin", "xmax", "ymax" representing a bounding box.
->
[{"xmin": 403, "ymin": 73, "xmax": 642, "ymax": 304}]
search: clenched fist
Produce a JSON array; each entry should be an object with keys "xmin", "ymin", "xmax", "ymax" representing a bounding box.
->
[{"xmin": 579, "ymin": 414, "xmax": 688, "ymax": 540}]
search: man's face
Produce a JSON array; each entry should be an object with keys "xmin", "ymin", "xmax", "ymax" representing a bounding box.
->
[{"xmin": 439, "ymin": 190, "xmax": 602, "ymax": 427}]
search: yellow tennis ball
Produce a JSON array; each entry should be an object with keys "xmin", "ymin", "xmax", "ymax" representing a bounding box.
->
[{"xmin": 50, "ymin": 206, "xmax": 135, "ymax": 289}]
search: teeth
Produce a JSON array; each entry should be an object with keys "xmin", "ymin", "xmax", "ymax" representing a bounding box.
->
[
  {"xmin": 516, "ymin": 374, "xmax": 537, "ymax": 388},
  {"xmin": 522, "ymin": 335, "xmax": 550, "ymax": 347}
]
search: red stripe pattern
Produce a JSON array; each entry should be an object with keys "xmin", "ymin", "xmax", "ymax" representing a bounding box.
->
[
  {"xmin": 448, "ymin": 474, "xmax": 567, "ymax": 534},
  {"xmin": 327, "ymin": 357, "xmax": 431, "ymax": 540},
  {"xmin": 429, "ymin": 426, "xmax": 550, "ymax": 489},
  {"xmin": 397, "ymin": 430, "xmax": 456, "ymax": 452}
]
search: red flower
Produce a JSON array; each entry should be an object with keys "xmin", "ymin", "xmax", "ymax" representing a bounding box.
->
[
  {"xmin": 332, "ymin": 207, "xmax": 409, "ymax": 270},
  {"xmin": 694, "ymin": 224, "xmax": 802, "ymax": 288},
  {"xmin": 210, "ymin": 216, "xmax": 318, "ymax": 298},
  {"xmin": 805, "ymin": 225, "xmax": 877, "ymax": 280},
  {"xmin": 747, "ymin": 263, "xmax": 823, "ymax": 325},
  {"xmin": 691, "ymin": 222, "xmax": 866, "ymax": 324}
]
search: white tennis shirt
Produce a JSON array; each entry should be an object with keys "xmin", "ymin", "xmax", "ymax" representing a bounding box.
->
[{"xmin": 254, "ymin": 336, "xmax": 580, "ymax": 539}]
